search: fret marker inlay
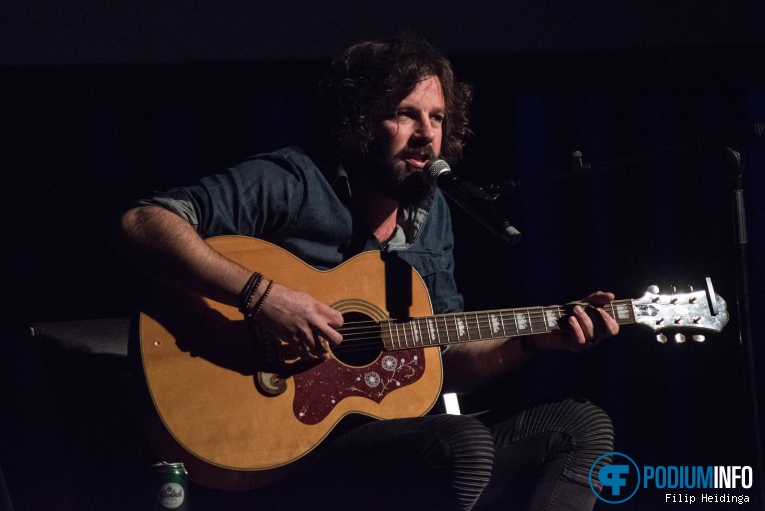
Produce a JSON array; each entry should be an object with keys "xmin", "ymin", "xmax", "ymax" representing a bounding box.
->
[
  {"xmin": 490, "ymin": 314, "xmax": 500, "ymax": 334},
  {"xmin": 456, "ymin": 317, "xmax": 466, "ymax": 337},
  {"xmin": 545, "ymin": 310, "xmax": 558, "ymax": 328},
  {"xmin": 515, "ymin": 313, "xmax": 528, "ymax": 331},
  {"xmin": 425, "ymin": 319, "xmax": 436, "ymax": 342}
]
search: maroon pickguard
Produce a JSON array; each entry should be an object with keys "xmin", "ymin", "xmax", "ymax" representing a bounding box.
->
[{"xmin": 292, "ymin": 349, "xmax": 426, "ymax": 425}]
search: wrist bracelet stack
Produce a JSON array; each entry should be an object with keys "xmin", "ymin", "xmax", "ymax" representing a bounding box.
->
[
  {"xmin": 238, "ymin": 272, "xmax": 274, "ymax": 319},
  {"xmin": 238, "ymin": 272, "xmax": 264, "ymax": 315},
  {"xmin": 247, "ymin": 279, "xmax": 274, "ymax": 319}
]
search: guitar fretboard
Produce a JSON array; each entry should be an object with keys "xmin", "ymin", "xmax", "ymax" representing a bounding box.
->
[{"xmin": 381, "ymin": 299, "xmax": 637, "ymax": 350}]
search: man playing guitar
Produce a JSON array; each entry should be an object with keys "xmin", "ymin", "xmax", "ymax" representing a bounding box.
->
[{"xmin": 120, "ymin": 35, "xmax": 619, "ymax": 510}]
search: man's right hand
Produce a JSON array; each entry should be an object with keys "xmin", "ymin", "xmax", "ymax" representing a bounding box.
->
[
  {"xmin": 121, "ymin": 206, "xmax": 344, "ymax": 362},
  {"xmin": 255, "ymin": 283, "xmax": 344, "ymax": 361}
]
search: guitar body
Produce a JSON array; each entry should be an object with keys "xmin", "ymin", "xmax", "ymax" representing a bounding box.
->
[
  {"xmin": 139, "ymin": 236, "xmax": 442, "ymax": 491},
  {"xmin": 138, "ymin": 236, "xmax": 730, "ymax": 491}
]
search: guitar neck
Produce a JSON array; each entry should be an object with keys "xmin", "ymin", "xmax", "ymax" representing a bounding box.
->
[{"xmin": 381, "ymin": 299, "xmax": 637, "ymax": 350}]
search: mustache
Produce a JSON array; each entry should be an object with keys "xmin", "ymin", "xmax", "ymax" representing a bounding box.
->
[{"xmin": 397, "ymin": 145, "xmax": 437, "ymax": 161}]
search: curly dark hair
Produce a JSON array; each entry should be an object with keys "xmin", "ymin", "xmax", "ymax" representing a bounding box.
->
[{"xmin": 324, "ymin": 35, "xmax": 473, "ymax": 165}]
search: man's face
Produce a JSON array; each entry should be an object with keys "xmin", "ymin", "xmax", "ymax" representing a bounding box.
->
[{"xmin": 363, "ymin": 75, "xmax": 446, "ymax": 206}]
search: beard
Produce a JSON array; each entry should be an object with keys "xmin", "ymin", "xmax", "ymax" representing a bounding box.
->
[{"xmin": 351, "ymin": 144, "xmax": 437, "ymax": 208}]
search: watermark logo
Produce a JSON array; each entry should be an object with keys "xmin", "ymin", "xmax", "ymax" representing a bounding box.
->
[
  {"xmin": 589, "ymin": 452, "xmax": 753, "ymax": 505},
  {"xmin": 589, "ymin": 452, "xmax": 641, "ymax": 504}
]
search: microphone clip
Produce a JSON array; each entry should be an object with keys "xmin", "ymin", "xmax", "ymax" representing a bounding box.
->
[{"xmin": 426, "ymin": 160, "xmax": 522, "ymax": 246}]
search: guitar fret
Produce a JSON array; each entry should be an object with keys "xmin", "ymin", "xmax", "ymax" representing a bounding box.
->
[
  {"xmin": 410, "ymin": 321, "xmax": 420, "ymax": 346},
  {"xmin": 414, "ymin": 318, "xmax": 424, "ymax": 346},
  {"xmin": 610, "ymin": 300, "xmax": 635, "ymax": 324},
  {"xmin": 544, "ymin": 307, "xmax": 562, "ymax": 332},
  {"xmin": 459, "ymin": 314, "xmax": 467, "ymax": 341},
  {"xmin": 387, "ymin": 321, "xmax": 396, "ymax": 349},
  {"xmin": 387, "ymin": 299, "xmax": 646, "ymax": 352},
  {"xmin": 512, "ymin": 309, "xmax": 526, "ymax": 335},
  {"xmin": 532, "ymin": 307, "xmax": 547, "ymax": 333},
  {"xmin": 423, "ymin": 318, "xmax": 433, "ymax": 346},
  {"xmin": 426, "ymin": 317, "xmax": 437, "ymax": 345},
  {"xmin": 478, "ymin": 311, "xmax": 494, "ymax": 339}
]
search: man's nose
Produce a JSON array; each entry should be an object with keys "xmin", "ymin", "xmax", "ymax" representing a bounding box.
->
[{"xmin": 412, "ymin": 116, "xmax": 435, "ymax": 144}]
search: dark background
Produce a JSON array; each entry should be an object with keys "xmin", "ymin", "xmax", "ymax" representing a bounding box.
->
[{"xmin": 2, "ymin": 2, "xmax": 765, "ymax": 509}]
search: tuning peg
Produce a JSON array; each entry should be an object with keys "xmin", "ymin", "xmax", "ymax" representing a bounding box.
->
[
  {"xmin": 687, "ymin": 286, "xmax": 694, "ymax": 292},
  {"xmin": 657, "ymin": 333, "xmax": 668, "ymax": 344},
  {"xmin": 692, "ymin": 335, "xmax": 705, "ymax": 342},
  {"xmin": 675, "ymin": 333, "xmax": 686, "ymax": 343},
  {"xmin": 647, "ymin": 285, "xmax": 659, "ymax": 294}
]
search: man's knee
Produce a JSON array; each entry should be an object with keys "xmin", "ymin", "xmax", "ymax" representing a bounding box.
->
[
  {"xmin": 422, "ymin": 415, "xmax": 495, "ymax": 510},
  {"xmin": 554, "ymin": 399, "xmax": 614, "ymax": 485},
  {"xmin": 418, "ymin": 414, "xmax": 496, "ymax": 469},
  {"xmin": 562, "ymin": 399, "xmax": 614, "ymax": 451}
]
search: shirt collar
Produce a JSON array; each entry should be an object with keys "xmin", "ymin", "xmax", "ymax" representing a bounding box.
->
[
  {"xmin": 331, "ymin": 163, "xmax": 353, "ymax": 205},
  {"xmin": 332, "ymin": 163, "xmax": 436, "ymax": 247}
]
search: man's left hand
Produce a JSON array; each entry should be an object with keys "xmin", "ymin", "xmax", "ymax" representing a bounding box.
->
[{"xmin": 534, "ymin": 291, "xmax": 619, "ymax": 352}]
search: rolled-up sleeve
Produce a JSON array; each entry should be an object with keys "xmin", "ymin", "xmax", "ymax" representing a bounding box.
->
[{"xmin": 139, "ymin": 152, "xmax": 307, "ymax": 239}]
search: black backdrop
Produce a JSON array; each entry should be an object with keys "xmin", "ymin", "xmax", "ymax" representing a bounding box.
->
[{"xmin": 2, "ymin": 5, "xmax": 765, "ymax": 510}]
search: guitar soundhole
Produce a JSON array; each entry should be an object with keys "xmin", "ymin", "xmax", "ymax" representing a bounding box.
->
[{"xmin": 331, "ymin": 311, "xmax": 385, "ymax": 367}]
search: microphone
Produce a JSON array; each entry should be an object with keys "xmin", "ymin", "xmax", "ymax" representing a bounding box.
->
[{"xmin": 425, "ymin": 159, "xmax": 521, "ymax": 245}]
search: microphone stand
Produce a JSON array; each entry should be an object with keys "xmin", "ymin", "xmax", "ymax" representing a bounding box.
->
[
  {"xmin": 508, "ymin": 123, "xmax": 764, "ymax": 506},
  {"xmin": 726, "ymin": 147, "xmax": 765, "ymax": 508},
  {"xmin": 513, "ymin": 123, "xmax": 765, "ymax": 185}
]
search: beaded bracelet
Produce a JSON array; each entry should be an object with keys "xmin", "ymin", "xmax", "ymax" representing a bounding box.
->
[
  {"xmin": 246, "ymin": 279, "xmax": 274, "ymax": 319},
  {"xmin": 238, "ymin": 272, "xmax": 264, "ymax": 315}
]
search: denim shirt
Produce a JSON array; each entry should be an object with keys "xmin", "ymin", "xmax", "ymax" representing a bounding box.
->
[{"xmin": 143, "ymin": 146, "xmax": 464, "ymax": 314}]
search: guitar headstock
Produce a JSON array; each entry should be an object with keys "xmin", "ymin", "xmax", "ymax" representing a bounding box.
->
[{"xmin": 632, "ymin": 278, "xmax": 729, "ymax": 343}]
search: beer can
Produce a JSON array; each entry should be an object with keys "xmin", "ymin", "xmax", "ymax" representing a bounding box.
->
[{"xmin": 152, "ymin": 461, "xmax": 190, "ymax": 510}]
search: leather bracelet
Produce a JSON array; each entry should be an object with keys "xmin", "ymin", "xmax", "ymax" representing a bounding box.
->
[
  {"xmin": 238, "ymin": 272, "xmax": 264, "ymax": 315},
  {"xmin": 246, "ymin": 279, "xmax": 274, "ymax": 319}
]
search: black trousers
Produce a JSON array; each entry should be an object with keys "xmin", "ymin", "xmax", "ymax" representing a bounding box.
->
[{"xmin": 199, "ymin": 398, "xmax": 614, "ymax": 511}]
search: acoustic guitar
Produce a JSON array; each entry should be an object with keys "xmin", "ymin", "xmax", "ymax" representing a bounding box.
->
[{"xmin": 137, "ymin": 236, "xmax": 729, "ymax": 491}]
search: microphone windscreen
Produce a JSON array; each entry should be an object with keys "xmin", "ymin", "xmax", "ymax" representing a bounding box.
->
[{"xmin": 425, "ymin": 159, "xmax": 451, "ymax": 181}]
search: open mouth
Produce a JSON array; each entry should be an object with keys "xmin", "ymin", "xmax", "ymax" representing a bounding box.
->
[{"xmin": 402, "ymin": 153, "xmax": 431, "ymax": 169}]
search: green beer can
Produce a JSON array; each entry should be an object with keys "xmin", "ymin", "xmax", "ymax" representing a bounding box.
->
[{"xmin": 152, "ymin": 461, "xmax": 189, "ymax": 510}]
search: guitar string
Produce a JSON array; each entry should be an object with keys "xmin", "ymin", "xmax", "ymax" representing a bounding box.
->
[
  {"xmin": 292, "ymin": 298, "xmax": 696, "ymax": 356},
  {"xmin": 336, "ymin": 300, "xmax": 636, "ymax": 334},
  {"xmin": 326, "ymin": 303, "xmax": 642, "ymax": 355},
  {"xmin": 331, "ymin": 299, "xmax": 710, "ymax": 355},
  {"xmin": 331, "ymin": 319, "xmax": 704, "ymax": 356}
]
